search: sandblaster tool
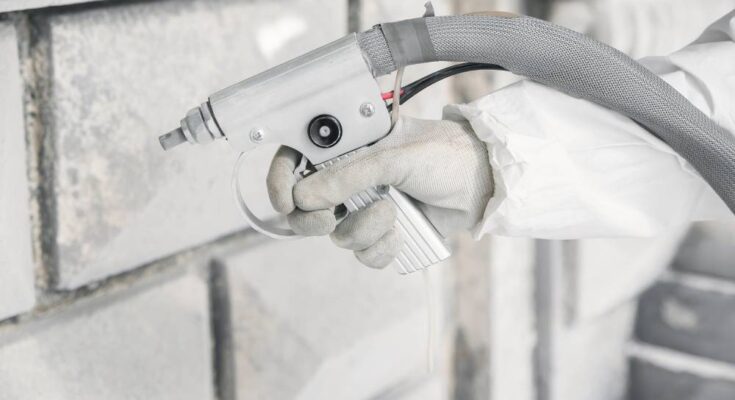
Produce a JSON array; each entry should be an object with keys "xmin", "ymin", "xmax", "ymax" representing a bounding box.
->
[{"xmin": 159, "ymin": 6, "xmax": 735, "ymax": 274}]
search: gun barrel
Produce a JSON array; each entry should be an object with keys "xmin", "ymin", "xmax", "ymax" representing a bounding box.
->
[{"xmin": 159, "ymin": 128, "xmax": 187, "ymax": 151}]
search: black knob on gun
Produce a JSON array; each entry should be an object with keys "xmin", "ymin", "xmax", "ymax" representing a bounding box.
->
[{"xmin": 308, "ymin": 115, "xmax": 342, "ymax": 148}]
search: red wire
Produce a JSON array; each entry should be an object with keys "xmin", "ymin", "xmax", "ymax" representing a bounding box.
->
[{"xmin": 381, "ymin": 89, "xmax": 405, "ymax": 100}]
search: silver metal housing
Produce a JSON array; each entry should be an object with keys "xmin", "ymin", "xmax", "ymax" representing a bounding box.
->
[
  {"xmin": 161, "ymin": 33, "xmax": 449, "ymax": 275},
  {"xmin": 209, "ymin": 34, "xmax": 391, "ymax": 164}
]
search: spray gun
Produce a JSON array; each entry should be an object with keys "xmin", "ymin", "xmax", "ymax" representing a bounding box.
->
[
  {"xmin": 159, "ymin": 32, "xmax": 452, "ymax": 274},
  {"xmin": 159, "ymin": 8, "xmax": 735, "ymax": 274}
]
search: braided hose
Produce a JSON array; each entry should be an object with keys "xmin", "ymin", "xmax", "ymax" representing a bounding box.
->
[{"xmin": 358, "ymin": 15, "xmax": 735, "ymax": 214}]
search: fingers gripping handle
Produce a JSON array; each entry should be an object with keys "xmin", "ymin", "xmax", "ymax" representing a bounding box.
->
[
  {"xmin": 233, "ymin": 152, "xmax": 450, "ymax": 272},
  {"xmin": 344, "ymin": 186, "xmax": 451, "ymax": 274}
]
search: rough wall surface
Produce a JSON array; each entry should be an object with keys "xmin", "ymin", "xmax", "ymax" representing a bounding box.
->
[
  {"xmin": 45, "ymin": 0, "xmax": 345, "ymax": 289},
  {"xmin": 0, "ymin": 20, "xmax": 35, "ymax": 320},
  {"xmin": 0, "ymin": 272, "xmax": 213, "ymax": 400},
  {"xmin": 218, "ymin": 237, "xmax": 453, "ymax": 400},
  {"xmin": 1, "ymin": 1, "xmax": 460, "ymax": 399}
]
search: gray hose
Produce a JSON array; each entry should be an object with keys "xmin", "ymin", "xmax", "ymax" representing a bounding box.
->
[{"xmin": 358, "ymin": 15, "xmax": 735, "ymax": 214}]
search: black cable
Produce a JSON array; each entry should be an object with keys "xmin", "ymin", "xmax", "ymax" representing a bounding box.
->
[{"xmin": 387, "ymin": 63, "xmax": 506, "ymax": 111}]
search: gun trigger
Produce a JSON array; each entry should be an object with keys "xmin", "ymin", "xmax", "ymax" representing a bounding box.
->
[{"xmin": 294, "ymin": 154, "xmax": 313, "ymax": 182}]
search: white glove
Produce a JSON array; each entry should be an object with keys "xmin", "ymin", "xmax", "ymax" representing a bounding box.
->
[{"xmin": 266, "ymin": 116, "xmax": 494, "ymax": 268}]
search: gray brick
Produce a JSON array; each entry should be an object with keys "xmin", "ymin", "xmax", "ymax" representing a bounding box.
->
[
  {"xmin": 0, "ymin": 272, "xmax": 213, "ymax": 400},
  {"xmin": 44, "ymin": 0, "xmax": 345, "ymax": 288},
  {"xmin": 0, "ymin": 21, "xmax": 35, "ymax": 320},
  {"xmin": 673, "ymin": 222, "xmax": 735, "ymax": 282},
  {"xmin": 217, "ymin": 237, "xmax": 452, "ymax": 400},
  {"xmin": 635, "ymin": 276, "xmax": 735, "ymax": 365},
  {"xmin": 629, "ymin": 357, "xmax": 735, "ymax": 400}
]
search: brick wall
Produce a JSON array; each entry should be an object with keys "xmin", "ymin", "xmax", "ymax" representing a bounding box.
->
[{"xmin": 0, "ymin": 1, "xmax": 458, "ymax": 399}]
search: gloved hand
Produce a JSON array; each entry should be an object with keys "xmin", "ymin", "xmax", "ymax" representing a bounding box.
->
[{"xmin": 267, "ymin": 116, "xmax": 494, "ymax": 268}]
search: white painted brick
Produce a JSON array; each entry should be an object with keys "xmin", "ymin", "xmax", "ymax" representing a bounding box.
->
[
  {"xmin": 487, "ymin": 236, "xmax": 536, "ymax": 400},
  {"xmin": 592, "ymin": 0, "xmax": 735, "ymax": 58},
  {"xmin": 553, "ymin": 302, "xmax": 636, "ymax": 400},
  {"xmin": 219, "ymin": 237, "xmax": 452, "ymax": 400},
  {"xmin": 360, "ymin": 0, "xmax": 455, "ymax": 119},
  {"xmin": 0, "ymin": 21, "xmax": 35, "ymax": 320},
  {"xmin": 569, "ymin": 228, "xmax": 688, "ymax": 322},
  {"xmin": 46, "ymin": 0, "xmax": 345, "ymax": 288},
  {"xmin": 0, "ymin": 272, "xmax": 213, "ymax": 400},
  {"xmin": 535, "ymin": 242, "xmax": 638, "ymax": 400},
  {"xmin": 549, "ymin": 0, "xmax": 735, "ymax": 57},
  {"xmin": 451, "ymin": 234, "xmax": 493, "ymax": 399},
  {"xmin": 451, "ymin": 230, "xmax": 537, "ymax": 400}
]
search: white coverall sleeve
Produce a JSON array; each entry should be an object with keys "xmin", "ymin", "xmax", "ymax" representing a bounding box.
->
[{"xmin": 443, "ymin": 10, "xmax": 735, "ymax": 239}]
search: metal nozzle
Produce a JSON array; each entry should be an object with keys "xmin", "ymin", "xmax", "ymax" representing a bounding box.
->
[
  {"xmin": 159, "ymin": 127, "xmax": 188, "ymax": 151},
  {"xmin": 158, "ymin": 102, "xmax": 225, "ymax": 152}
]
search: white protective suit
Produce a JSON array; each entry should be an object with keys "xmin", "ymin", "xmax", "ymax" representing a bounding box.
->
[{"xmin": 444, "ymin": 10, "xmax": 735, "ymax": 240}]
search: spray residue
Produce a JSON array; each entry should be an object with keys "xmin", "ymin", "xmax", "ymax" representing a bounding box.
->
[{"xmin": 423, "ymin": 269, "xmax": 436, "ymax": 373}]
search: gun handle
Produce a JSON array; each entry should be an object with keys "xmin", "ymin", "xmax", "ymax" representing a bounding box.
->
[{"xmin": 343, "ymin": 186, "xmax": 451, "ymax": 274}]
